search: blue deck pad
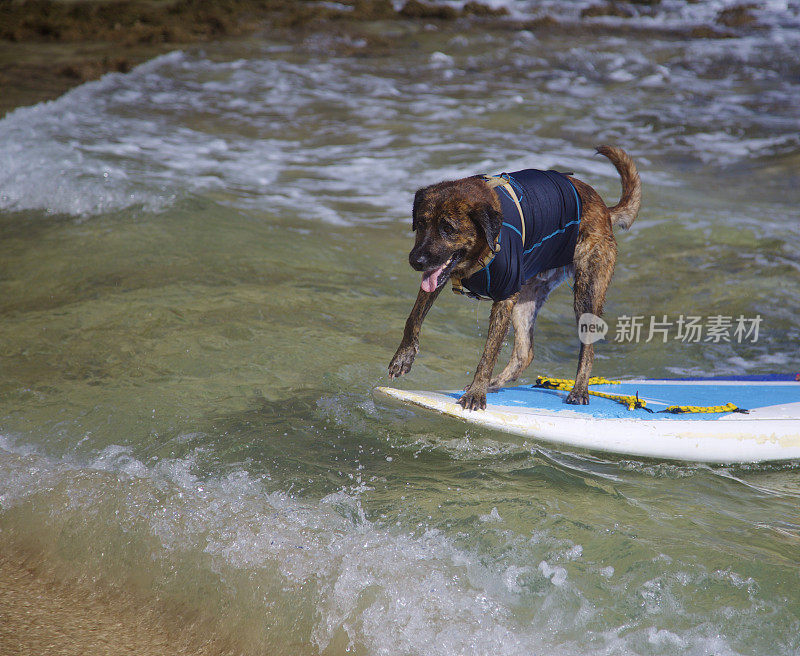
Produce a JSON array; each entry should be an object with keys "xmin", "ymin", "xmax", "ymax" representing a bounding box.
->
[{"xmin": 445, "ymin": 382, "xmax": 800, "ymax": 421}]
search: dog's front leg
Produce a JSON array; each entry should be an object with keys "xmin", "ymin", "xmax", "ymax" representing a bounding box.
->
[
  {"xmin": 459, "ymin": 293, "xmax": 518, "ymax": 410},
  {"xmin": 388, "ymin": 287, "xmax": 443, "ymax": 379}
]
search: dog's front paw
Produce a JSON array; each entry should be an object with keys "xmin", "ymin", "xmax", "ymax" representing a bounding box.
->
[
  {"xmin": 458, "ymin": 385, "xmax": 487, "ymax": 411},
  {"xmin": 388, "ymin": 343, "xmax": 418, "ymax": 379},
  {"xmin": 565, "ymin": 388, "xmax": 590, "ymax": 405}
]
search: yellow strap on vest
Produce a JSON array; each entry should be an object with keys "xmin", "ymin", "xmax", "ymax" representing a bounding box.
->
[
  {"xmin": 483, "ymin": 175, "xmax": 525, "ymax": 246},
  {"xmin": 482, "ymin": 175, "xmax": 506, "ymax": 189},
  {"xmin": 533, "ymin": 376, "xmax": 748, "ymax": 414}
]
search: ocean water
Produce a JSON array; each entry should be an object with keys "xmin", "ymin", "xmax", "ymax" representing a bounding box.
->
[{"xmin": 1, "ymin": 2, "xmax": 799, "ymax": 654}]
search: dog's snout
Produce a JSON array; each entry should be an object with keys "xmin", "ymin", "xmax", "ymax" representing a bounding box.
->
[{"xmin": 409, "ymin": 249, "xmax": 430, "ymax": 271}]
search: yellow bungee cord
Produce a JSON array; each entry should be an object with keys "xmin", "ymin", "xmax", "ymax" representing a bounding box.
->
[{"xmin": 533, "ymin": 376, "xmax": 748, "ymax": 414}]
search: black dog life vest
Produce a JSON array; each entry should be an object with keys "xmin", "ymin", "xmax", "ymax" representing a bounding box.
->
[{"xmin": 451, "ymin": 169, "xmax": 581, "ymax": 301}]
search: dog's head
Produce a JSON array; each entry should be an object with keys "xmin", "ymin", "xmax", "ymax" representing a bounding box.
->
[{"xmin": 408, "ymin": 176, "xmax": 503, "ymax": 293}]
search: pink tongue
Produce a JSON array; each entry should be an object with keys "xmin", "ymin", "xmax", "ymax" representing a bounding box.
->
[{"xmin": 421, "ymin": 263, "xmax": 447, "ymax": 293}]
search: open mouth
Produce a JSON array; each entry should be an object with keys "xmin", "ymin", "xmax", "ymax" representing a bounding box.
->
[{"xmin": 420, "ymin": 254, "xmax": 459, "ymax": 293}]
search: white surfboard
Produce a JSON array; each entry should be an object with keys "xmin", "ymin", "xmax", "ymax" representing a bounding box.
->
[{"xmin": 374, "ymin": 376, "xmax": 800, "ymax": 463}]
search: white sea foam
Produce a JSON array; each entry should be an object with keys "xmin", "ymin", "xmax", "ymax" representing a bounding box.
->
[
  {"xmin": 2, "ymin": 10, "xmax": 796, "ymax": 222},
  {"xmin": 0, "ymin": 434, "xmax": 757, "ymax": 656},
  {"xmin": 0, "ymin": 52, "xmax": 418, "ymax": 222},
  {"xmin": 0, "ymin": 436, "xmax": 558, "ymax": 655},
  {"xmin": 538, "ymin": 560, "xmax": 568, "ymax": 586},
  {"xmin": 526, "ymin": 0, "xmax": 800, "ymax": 32}
]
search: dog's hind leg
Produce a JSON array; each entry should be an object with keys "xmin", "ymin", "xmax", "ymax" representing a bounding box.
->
[
  {"xmin": 565, "ymin": 244, "xmax": 616, "ymax": 405},
  {"xmin": 490, "ymin": 265, "xmax": 572, "ymax": 390}
]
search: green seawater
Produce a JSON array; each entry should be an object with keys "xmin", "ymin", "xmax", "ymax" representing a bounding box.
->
[{"xmin": 1, "ymin": 14, "xmax": 799, "ymax": 656}]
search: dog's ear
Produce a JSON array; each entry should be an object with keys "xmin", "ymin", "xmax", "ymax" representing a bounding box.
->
[
  {"xmin": 411, "ymin": 188, "xmax": 426, "ymax": 232},
  {"xmin": 470, "ymin": 204, "xmax": 503, "ymax": 251}
]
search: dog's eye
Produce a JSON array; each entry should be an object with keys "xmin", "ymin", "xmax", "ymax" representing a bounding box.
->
[{"xmin": 440, "ymin": 221, "xmax": 456, "ymax": 237}]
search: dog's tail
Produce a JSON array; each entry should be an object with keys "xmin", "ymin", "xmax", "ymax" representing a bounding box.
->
[{"xmin": 596, "ymin": 145, "xmax": 641, "ymax": 230}]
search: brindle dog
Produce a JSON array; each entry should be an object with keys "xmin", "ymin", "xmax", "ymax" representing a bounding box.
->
[{"xmin": 388, "ymin": 146, "xmax": 641, "ymax": 410}]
